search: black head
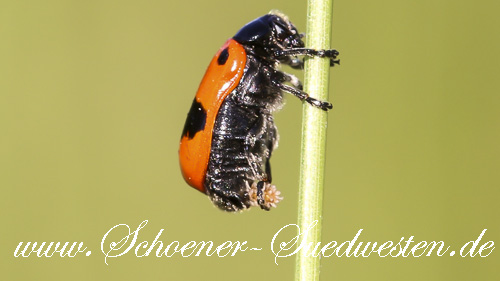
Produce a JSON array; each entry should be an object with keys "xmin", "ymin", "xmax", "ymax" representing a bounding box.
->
[{"xmin": 233, "ymin": 11, "xmax": 304, "ymax": 61}]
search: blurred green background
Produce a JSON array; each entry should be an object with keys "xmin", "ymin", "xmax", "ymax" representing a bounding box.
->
[{"xmin": 1, "ymin": 0, "xmax": 499, "ymax": 280}]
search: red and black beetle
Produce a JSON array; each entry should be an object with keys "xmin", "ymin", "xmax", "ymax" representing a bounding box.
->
[{"xmin": 179, "ymin": 11, "xmax": 339, "ymax": 212}]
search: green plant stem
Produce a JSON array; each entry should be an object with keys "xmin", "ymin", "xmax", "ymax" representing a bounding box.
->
[{"xmin": 295, "ymin": 0, "xmax": 334, "ymax": 280}]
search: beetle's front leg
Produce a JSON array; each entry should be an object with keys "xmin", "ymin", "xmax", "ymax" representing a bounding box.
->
[{"xmin": 276, "ymin": 48, "xmax": 340, "ymax": 68}]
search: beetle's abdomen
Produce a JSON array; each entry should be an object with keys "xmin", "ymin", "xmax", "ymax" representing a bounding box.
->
[{"xmin": 205, "ymin": 95, "xmax": 278, "ymax": 211}]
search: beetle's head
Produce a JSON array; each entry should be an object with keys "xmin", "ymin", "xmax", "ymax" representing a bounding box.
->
[{"xmin": 233, "ymin": 11, "xmax": 304, "ymax": 61}]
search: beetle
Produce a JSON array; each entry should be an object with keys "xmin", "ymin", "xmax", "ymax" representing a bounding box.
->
[{"xmin": 179, "ymin": 11, "xmax": 339, "ymax": 212}]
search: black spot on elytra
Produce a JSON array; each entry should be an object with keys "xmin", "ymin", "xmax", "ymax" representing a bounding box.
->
[
  {"xmin": 217, "ymin": 48, "xmax": 229, "ymax": 65},
  {"xmin": 182, "ymin": 99, "xmax": 207, "ymax": 139}
]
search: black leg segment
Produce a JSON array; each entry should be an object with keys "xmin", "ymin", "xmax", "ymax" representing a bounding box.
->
[
  {"xmin": 275, "ymin": 48, "xmax": 339, "ymax": 59},
  {"xmin": 276, "ymin": 48, "xmax": 340, "ymax": 68},
  {"xmin": 256, "ymin": 181, "xmax": 270, "ymax": 211},
  {"xmin": 269, "ymin": 69, "xmax": 333, "ymax": 111}
]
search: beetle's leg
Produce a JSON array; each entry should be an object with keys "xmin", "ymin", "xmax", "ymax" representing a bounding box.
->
[
  {"xmin": 330, "ymin": 58, "xmax": 341, "ymax": 66},
  {"xmin": 270, "ymin": 70, "xmax": 332, "ymax": 111},
  {"xmin": 244, "ymin": 115, "xmax": 267, "ymax": 147},
  {"xmin": 265, "ymin": 158, "xmax": 272, "ymax": 183},
  {"xmin": 275, "ymin": 48, "xmax": 339, "ymax": 59},
  {"xmin": 278, "ymin": 83, "xmax": 333, "ymax": 111},
  {"xmin": 243, "ymin": 113, "xmax": 277, "ymax": 184},
  {"xmin": 256, "ymin": 181, "xmax": 269, "ymax": 210},
  {"xmin": 276, "ymin": 48, "xmax": 340, "ymax": 68},
  {"xmin": 243, "ymin": 116, "xmax": 267, "ymax": 179}
]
